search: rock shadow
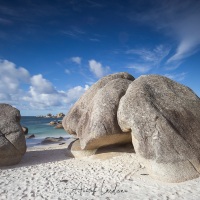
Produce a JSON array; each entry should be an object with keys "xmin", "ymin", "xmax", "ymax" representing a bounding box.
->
[{"xmin": 0, "ymin": 147, "xmax": 70, "ymax": 169}]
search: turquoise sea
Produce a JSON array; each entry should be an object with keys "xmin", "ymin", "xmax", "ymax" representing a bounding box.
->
[{"xmin": 20, "ymin": 116, "xmax": 70, "ymax": 147}]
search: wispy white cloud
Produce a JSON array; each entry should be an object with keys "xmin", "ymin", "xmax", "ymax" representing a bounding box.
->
[
  {"xmin": 65, "ymin": 69, "xmax": 71, "ymax": 74},
  {"xmin": 0, "ymin": 17, "xmax": 12, "ymax": 25},
  {"xmin": 71, "ymin": 56, "xmax": 81, "ymax": 64},
  {"xmin": 164, "ymin": 72, "xmax": 187, "ymax": 81},
  {"xmin": 62, "ymin": 26, "xmax": 86, "ymax": 39},
  {"xmin": 164, "ymin": 62, "xmax": 183, "ymax": 71},
  {"xmin": 126, "ymin": 45, "xmax": 170, "ymax": 64},
  {"xmin": 167, "ymin": 38, "xmax": 200, "ymax": 63},
  {"xmin": 127, "ymin": 64, "xmax": 151, "ymax": 73},
  {"xmin": 89, "ymin": 38, "xmax": 100, "ymax": 42},
  {"xmin": 126, "ymin": 49, "xmax": 153, "ymax": 61},
  {"xmin": 86, "ymin": 0, "xmax": 104, "ymax": 8},
  {"xmin": 167, "ymin": 10, "xmax": 200, "ymax": 64},
  {"xmin": 126, "ymin": 45, "xmax": 170, "ymax": 73},
  {"xmin": 89, "ymin": 59, "xmax": 110, "ymax": 78},
  {"xmin": 128, "ymin": 0, "xmax": 200, "ymax": 67}
]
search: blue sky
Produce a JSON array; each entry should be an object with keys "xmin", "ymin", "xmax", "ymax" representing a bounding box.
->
[{"xmin": 0, "ymin": 0, "xmax": 200, "ymax": 116}]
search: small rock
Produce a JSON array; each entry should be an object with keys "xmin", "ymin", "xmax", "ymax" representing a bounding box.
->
[
  {"xmin": 49, "ymin": 121, "xmax": 57, "ymax": 125},
  {"xmin": 41, "ymin": 137, "xmax": 65, "ymax": 144},
  {"xmin": 26, "ymin": 134, "xmax": 35, "ymax": 139},
  {"xmin": 55, "ymin": 124, "xmax": 63, "ymax": 129},
  {"xmin": 22, "ymin": 126, "xmax": 28, "ymax": 135}
]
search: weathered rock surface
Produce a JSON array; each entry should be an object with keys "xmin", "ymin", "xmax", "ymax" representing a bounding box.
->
[
  {"xmin": 118, "ymin": 75, "xmax": 200, "ymax": 182},
  {"xmin": 77, "ymin": 78, "xmax": 133, "ymax": 149},
  {"xmin": 0, "ymin": 104, "xmax": 26, "ymax": 166},
  {"xmin": 62, "ymin": 72, "xmax": 134, "ymax": 137}
]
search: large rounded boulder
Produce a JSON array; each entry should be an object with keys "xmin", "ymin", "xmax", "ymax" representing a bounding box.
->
[
  {"xmin": 0, "ymin": 104, "xmax": 26, "ymax": 166},
  {"xmin": 63, "ymin": 72, "xmax": 135, "ymax": 149},
  {"xmin": 77, "ymin": 78, "xmax": 133, "ymax": 149},
  {"xmin": 118, "ymin": 75, "xmax": 200, "ymax": 182}
]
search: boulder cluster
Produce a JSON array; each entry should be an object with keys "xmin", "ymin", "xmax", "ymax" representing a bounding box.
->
[
  {"xmin": 63, "ymin": 72, "xmax": 200, "ymax": 182},
  {"xmin": 0, "ymin": 104, "xmax": 26, "ymax": 166}
]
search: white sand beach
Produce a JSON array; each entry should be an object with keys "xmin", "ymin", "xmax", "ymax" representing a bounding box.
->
[{"xmin": 1, "ymin": 142, "xmax": 200, "ymax": 200}]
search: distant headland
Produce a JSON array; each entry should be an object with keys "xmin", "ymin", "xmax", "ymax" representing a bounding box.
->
[{"xmin": 36, "ymin": 112, "xmax": 65, "ymax": 118}]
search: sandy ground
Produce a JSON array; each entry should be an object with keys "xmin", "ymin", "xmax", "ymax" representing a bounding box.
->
[{"xmin": 1, "ymin": 142, "xmax": 200, "ymax": 200}]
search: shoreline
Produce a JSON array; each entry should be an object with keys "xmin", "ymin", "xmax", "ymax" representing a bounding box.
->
[
  {"xmin": 1, "ymin": 143, "xmax": 200, "ymax": 199},
  {"xmin": 25, "ymin": 135, "xmax": 71, "ymax": 148}
]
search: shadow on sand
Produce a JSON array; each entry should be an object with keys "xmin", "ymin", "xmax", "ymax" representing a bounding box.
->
[{"xmin": 1, "ymin": 146, "xmax": 71, "ymax": 170}]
